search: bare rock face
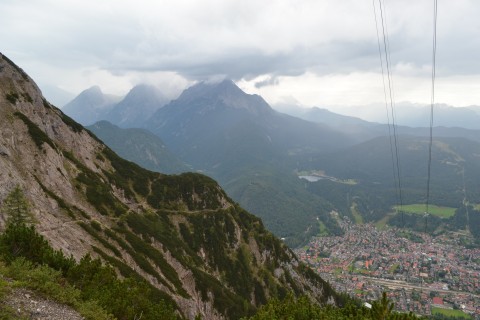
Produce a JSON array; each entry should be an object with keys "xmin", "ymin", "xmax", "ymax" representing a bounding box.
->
[
  {"xmin": 0, "ymin": 55, "xmax": 105, "ymax": 260},
  {"xmin": 0, "ymin": 144, "xmax": 10, "ymax": 156},
  {"xmin": 0, "ymin": 53, "xmax": 339, "ymax": 319}
]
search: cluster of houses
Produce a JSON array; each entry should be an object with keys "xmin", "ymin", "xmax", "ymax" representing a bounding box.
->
[{"xmin": 296, "ymin": 218, "xmax": 480, "ymax": 318}]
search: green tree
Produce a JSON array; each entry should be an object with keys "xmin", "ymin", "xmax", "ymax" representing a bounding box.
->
[
  {"xmin": 244, "ymin": 291, "xmax": 424, "ymax": 320},
  {"xmin": 1, "ymin": 186, "xmax": 34, "ymax": 226},
  {"xmin": 0, "ymin": 222, "xmax": 74, "ymax": 271},
  {"xmin": 371, "ymin": 292, "xmax": 394, "ymax": 320}
]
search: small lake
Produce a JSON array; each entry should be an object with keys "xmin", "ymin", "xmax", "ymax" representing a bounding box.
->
[{"xmin": 298, "ymin": 175, "xmax": 322, "ymax": 182}]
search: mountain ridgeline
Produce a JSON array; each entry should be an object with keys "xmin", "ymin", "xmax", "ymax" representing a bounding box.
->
[
  {"xmin": 142, "ymin": 80, "xmax": 354, "ymax": 245},
  {"xmin": 63, "ymin": 75, "xmax": 480, "ymax": 247},
  {"xmin": 87, "ymin": 120, "xmax": 189, "ymax": 174},
  {"xmin": 63, "ymin": 83, "xmax": 168, "ymax": 127},
  {"xmin": 145, "ymin": 79, "xmax": 352, "ymax": 169},
  {"xmin": 0, "ymin": 54, "xmax": 341, "ymax": 319},
  {"xmin": 62, "ymin": 85, "xmax": 121, "ymax": 126},
  {"xmin": 72, "ymin": 79, "xmax": 356, "ymax": 246}
]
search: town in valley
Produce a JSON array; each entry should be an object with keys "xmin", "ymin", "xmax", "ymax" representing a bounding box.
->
[{"xmin": 296, "ymin": 217, "xmax": 480, "ymax": 319}]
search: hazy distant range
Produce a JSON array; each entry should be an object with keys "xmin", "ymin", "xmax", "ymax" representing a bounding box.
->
[{"xmin": 44, "ymin": 84, "xmax": 480, "ymax": 130}]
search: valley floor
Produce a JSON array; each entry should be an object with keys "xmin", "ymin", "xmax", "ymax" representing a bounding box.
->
[{"xmin": 295, "ymin": 219, "xmax": 480, "ymax": 319}]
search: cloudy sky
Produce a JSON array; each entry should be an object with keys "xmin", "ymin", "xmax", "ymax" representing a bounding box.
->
[{"xmin": 2, "ymin": 0, "xmax": 480, "ymax": 119}]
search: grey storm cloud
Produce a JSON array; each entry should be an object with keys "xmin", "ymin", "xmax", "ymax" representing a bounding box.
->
[
  {"xmin": 106, "ymin": 40, "xmax": 384, "ymax": 81},
  {"xmin": 3, "ymin": 0, "xmax": 480, "ymax": 108},
  {"xmin": 254, "ymin": 76, "xmax": 280, "ymax": 89},
  {"xmin": 0, "ymin": 1, "xmax": 474, "ymax": 76}
]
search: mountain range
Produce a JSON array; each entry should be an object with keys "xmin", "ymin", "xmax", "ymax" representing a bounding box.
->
[
  {"xmin": 143, "ymin": 80, "xmax": 356, "ymax": 245},
  {"xmin": 61, "ymin": 72, "xmax": 480, "ymax": 247},
  {"xmin": 280, "ymin": 102, "xmax": 480, "ymax": 130},
  {"xmin": 145, "ymin": 79, "xmax": 352, "ymax": 170},
  {"xmin": 87, "ymin": 120, "xmax": 189, "ymax": 174},
  {"xmin": 63, "ymin": 84, "xmax": 168, "ymax": 128},
  {"xmin": 106, "ymin": 84, "xmax": 169, "ymax": 128},
  {"xmin": 62, "ymin": 85, "xmax": 121, "ymax": 126},
  {"xmin": 0, "ymin": 53, "xmax": 341, "ymax": 319}
]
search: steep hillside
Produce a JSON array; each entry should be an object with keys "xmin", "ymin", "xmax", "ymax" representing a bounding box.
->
[
  {"xmin": 87, "ymin": 120, "xmax": 189, "ymax": 174},
  {"xmin": 0, "ymin": 53, "xmax": 340, "ymax": 319}
]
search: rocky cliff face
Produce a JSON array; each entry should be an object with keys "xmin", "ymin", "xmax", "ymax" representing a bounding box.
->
[{"xmin": 0, "ymin": 53, "xmax": 339, "ymax": 319}]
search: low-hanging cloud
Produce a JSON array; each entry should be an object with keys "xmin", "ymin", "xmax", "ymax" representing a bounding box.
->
[{"xmin": 2, "ymin": 0, "xmax": 480, "ymax": 107}]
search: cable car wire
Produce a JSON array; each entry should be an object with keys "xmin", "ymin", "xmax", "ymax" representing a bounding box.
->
[
  {"xmin": 425, "ymin": 0, "xmax": 438, "ymax": 233},
  {"xmin": 373, "ymin": 0, "xmax": 404, "ymax": 225}
]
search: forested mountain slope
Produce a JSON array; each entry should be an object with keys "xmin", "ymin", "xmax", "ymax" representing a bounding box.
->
[
  {"xmin": 0, "ymin": 53, "xmax": 340, "ymax": 319},
  {"xmin": 87, "ymin": 120, "xmax": 189, "ymax": 174}
]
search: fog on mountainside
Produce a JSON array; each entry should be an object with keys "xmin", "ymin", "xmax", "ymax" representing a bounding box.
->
[
  {"xmin": 40, "ymin": 84, "xmax": 75, "ymax": 107},
  {"xmin": 62, "ymin": 85, "xmax": 121, "ymax": 126},
  {"xmin": 105, "ymin": 84, "xmax": 169, "ymax": 128},
  {"xmin": 62, "ymin": 84, "xmax": 169, "ymax": 128},
  {"xmin": 276, "ymin": 101, "xmax": 480, "ymax": 130}
]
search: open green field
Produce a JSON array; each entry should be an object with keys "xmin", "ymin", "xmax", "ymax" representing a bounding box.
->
[
  {"xmin": 431, "ymin": 307, "xmax": 472, "ymax": 319},
  {"xmin": 339, "ymin": 179, "xmax": 357, "ymax": 185},
  {"xmin": 393, "ymin": 204, "xmax": 456, "ymax": 218},
  {"xmin": 474, "ymin": 204, "xmax": 480, "ymax": 211},
  {"xmin": 375, "ymin": 213, "xmax": 393, "ymax": 230},
  {"xmin": 318, "ymin": 220, "xmax": 329, "ymax": 236},
  {"xmin": 350, "ymin": 203, "xmax": 364, "ymax": 224}
]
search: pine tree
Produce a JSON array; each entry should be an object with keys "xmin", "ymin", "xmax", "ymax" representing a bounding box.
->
[
  {"xmin": 1, "ymin": 185, "xmax": 34, "ymax": 226},
  {"xmin": 371, "ymin": 292, "xmax": 394, "ymax": 320}
]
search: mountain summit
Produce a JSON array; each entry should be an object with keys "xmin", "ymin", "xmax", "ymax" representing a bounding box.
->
[
  {"xmin": 175, "ymin": 79, "xmax": 273, "ymax": 116},
  {"xmin": 106, "ymin": 84, "xmax": 169, "ymax": 128},
  {"xmin": 62, "ymin": 85, "xmax": 120, "ymax": 125},
  {"xmin": 63, "ymin": 84, "xmax": 169, "ymax": 128},
  {"xmin": 145, "ymin": 80, "xmax": 353, "ymax": 243},
  {"xmin": 146, "ymin": 79, "xmax": 351, "ymax": 166}
]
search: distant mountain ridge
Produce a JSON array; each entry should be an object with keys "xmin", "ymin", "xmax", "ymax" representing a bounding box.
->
[
  {"xmin": 106, "ymin": 84, "xmax": 169, "ymax": 128},
  {"xmin": 62, "ymin": 85, "xmax": 121, "ymax": 125},
  {"xmin": 146, "ymin": 79, "xmax": 352, "ymax": 169},
  {"xmin": 175, "ymin": 79, "xmax": 273, "ymax": 115},
  {"xmin": 283, "ymin": 105, "xmax": 480, "ymax": 144},
  {"xmin": 392, "ymin": 102, "xmax": 480, "ymax": 129},
  {"xmin": 62, "ymin": 84, "xmax": 169, "ymax": 128},
  {"xmin": 65, "ymin": 78, "xmax": 480, "ymax": 246},
  {"xmin": 66, "ymin": 81, "xmax": 346, "ymax": 244},
  {"xmin": 87, "ymin": 120, "xmax": 189, "ymax": 174},
  {"xmin": 143, "ymin": 80, "xmax": 356, "ymax": 245},
  {"xmin": 281, "ymin": 102, "xmax": 480, "ymax": 130}
]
